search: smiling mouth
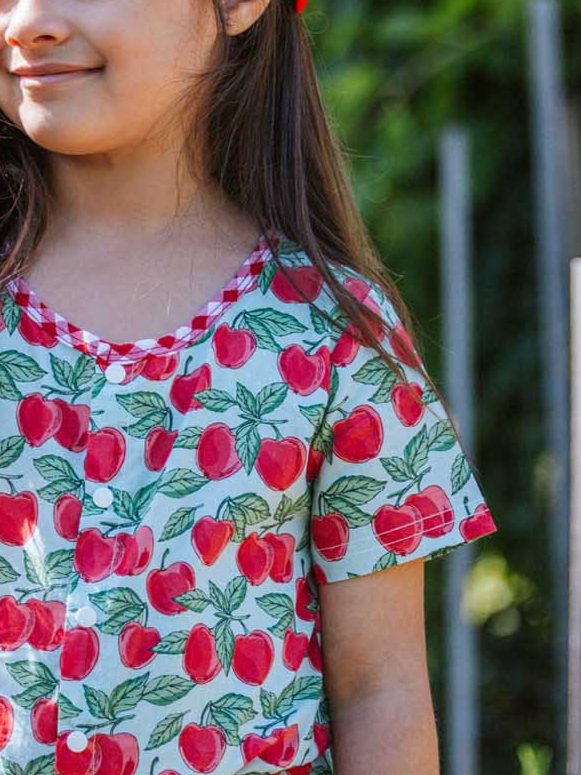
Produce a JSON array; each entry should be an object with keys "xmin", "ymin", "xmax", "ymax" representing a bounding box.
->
[{"xmin": 15, "ymin": 68, "xmax": 103, "ymax": 86}]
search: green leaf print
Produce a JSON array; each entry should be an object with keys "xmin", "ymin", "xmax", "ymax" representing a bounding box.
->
[
  {"xmin": 207, "ymin": 693, "xmax": 257, "ymax": 746},
  {"xmin": 71, "ymin": 353, "xmax": 95, "ymax": 389},
  {"xmin": 56, "ymin": 694, "xmax": 83, "ymax": 720},
  {"xmin": 451, "ymin": 453, "xmax": 472, "ymax": 496},
  {"xmin": 224, "ymin": 576, "xmax": 247, "ymax": 612},
  {"xmin": 427, "ymin": 418, "xmax": 458, "ymax": 451},
  {"xmin": 5, "ymin": 661, "xmax": 57, "ymax": 690},
  {"xmin": 0, "ymin": 350, "xmax": 46, "ymax": 382},
  {"xmin": 269, "ymin": 612, "xmax": 294, "ymax": 639},
  {"xmin": 122, "ymin": 411, "xmax": 167, "ymax": 439},
  {"xmin": 173, "ymin": 588, "xmax": 212, "ymax": 614},
  {"xmin": 404, "ymin": 424, "xmax": 430, "ymax": 473},
  {"xmin": 21, "ymin": 547, "xmax": 75, "ymax": 589},
  {"xmin": 0, "ymin": 436, "xmax": 25, "ymax": 469},
  {"xmin": 158, "ymin": 468, "xmax": 207, "ymax": 497},
  {"xmin": 33, "ymin": 454, "xmax": 78, "ymax": 483},
  {"xmin": 0, "ymin": 556, "xmax": 19, "ymax": 584},
  {"xmin": 260, "ymin": 688, "xmax": 278, "ymax": 719},
  {"xmin": 37, "ymin": 479, "xmax": 79, "ymax": 503},
  {"xmin": 239, "ymin": 315, "xmax": 279, "ymax": 352},
  {"xmin": 173, "ymin": 425, "xmax": 203, "ymax": 449},
  {"xmin": 116, "ymin": 391, "xmax": 167, "ymax": 418},
  {"xmin": 49, "ymin": 353, "xmax": 77, "ymax": 391},
  {"xmin": 11, "ymin": 684, "xmax": 55, "ymax": 711},
  {"xmin": 0, "ymin": 364, "xmax": 23, "ymax": 401},
  {"xmin": 158, "ymin": 505, "xmax": 199, "ymax": 541},
  {"xmin": 235, "ymin": 382, "xmax": 258, "ymax": 416},
  {"xmin": 90, "ymin": 372, "xmax": 107, "ymax": 399},
  {"xmin": 275, "ymin": 676, "xmax": 322, "ymax": 717},
  {"xmin": 142, "ymin": 675, "xmax": 196, "ymax": 705},
  {"xmin": 192, "ymin": 388, "xmax": 237, "ymax": 412},
  {"xmin": 380, "ymin": 455, "xmax": 416, "ymax": 483},
  {"xmin": 84, "ymin": 686, "xmax": 115, "ymax": 720},
  {"xmin": 24, "ymin": 753, "xmax": 56, "ymax": 775},
  {"xmin": 222, "ymin": 493, "xmax": 271, "ymax": 542},
  {"xmin": 309, "ymin": 305, "xmax": 347, "ymax": 337},
  {"xmin": 234, "ymin": 420, "xmax": 261, "ymax": 474},
  {"xmin": 256, "ymin": 255, "xmax": 277, "ymax": 293},
  {"xmin": 256, "ymin": 593, "xmax": 295, "ymax": 639},
  {"xmin": 244, "ymin": 308, "xmax": 308, "ymax": 337},
  {"xmin": 256, "ymin": 593, "xmax": 294, "ymax": 620},
  {"xmin": 214, "ymin": 618, "xmax": 235, "ymax": 676},
  {"xmin": 208, "ymin": 580, "xmax": 230, "ymax": 614},
  {"xmin": 152, "ymin": 630, "xmax": 190, "ymax": 655},
  {"xmin": 352, "ymin": 355, "xmax": 399, "ymax": 403},
  {"xmin": 109, "ymin": 673, "xmax": 150, "ymax": 714},
  {"xmin": 145, "ymin": 711, "xmax": 188, "ymax": 750},
  {"xmin": 255, "ymin": 382, "xmax": 288, "ymax": 415},
  {"xmin": 0, "ymin": 289, "xmax": 21, "ymax": 333},
  {"xmin": 116, "ymin": 391, "xmax": 170, "ymax": 438},
  {"xmin": 324, "ymin": 474, "xmax": 386, "ymax": 505},
  {"xmin": 43, "ymin": 549, "xmax": 75, "ymax": 582},
  {"xmin": 89, "ymin": 587, "xmax": 145, "ymax": 635}
]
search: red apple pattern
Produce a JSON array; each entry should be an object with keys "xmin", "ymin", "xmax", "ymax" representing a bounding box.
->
[{"xmin": 0, "ymin": 231, "xmax": 497, "ymax": 773}]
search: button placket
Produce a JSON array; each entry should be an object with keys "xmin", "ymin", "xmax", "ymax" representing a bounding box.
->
[
  {"xmin": 62, "ymin": 356, "xmax": 162, "ymax": 765},
  {"xmin": 59, "ymin": 362, "xmax": 123, "ymax": 759}
]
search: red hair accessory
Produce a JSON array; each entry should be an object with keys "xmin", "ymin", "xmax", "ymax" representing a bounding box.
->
[{"xmin": 295, "ymin": 0, "xmax": 310, "ymax": 13}]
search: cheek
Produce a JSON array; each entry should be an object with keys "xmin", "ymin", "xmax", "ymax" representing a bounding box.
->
[{"xmin": 0, "ymin": 70, "xmax": 131, "ymax": 154}]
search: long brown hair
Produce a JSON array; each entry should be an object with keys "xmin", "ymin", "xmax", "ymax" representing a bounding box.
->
[{"xmin": 0, "ymin": 0, "xmax": 472, "ymax": 459}]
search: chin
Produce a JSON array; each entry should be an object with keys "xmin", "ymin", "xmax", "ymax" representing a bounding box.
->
[{"xmin": 15, "ymin": 118, "xmax": 112, "ymax": 155}]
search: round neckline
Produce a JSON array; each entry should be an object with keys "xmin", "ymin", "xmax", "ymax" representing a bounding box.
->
[{"xmin": 4, "ymin": 226, "xmax": 281, "ymax": 366}]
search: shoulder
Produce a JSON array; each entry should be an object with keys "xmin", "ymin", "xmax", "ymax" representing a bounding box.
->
[
  {"xmin": 255, "ymin": 233, "xmax": 401, "ymax": 344},
  {"xmin": 264, "ymin": 239, "xmax": 426, "ymax": 398}
]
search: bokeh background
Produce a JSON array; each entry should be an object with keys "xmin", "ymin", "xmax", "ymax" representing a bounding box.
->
[{"xmin": 302, "ymin": 0, "xmax": 581, "ymax": 773}]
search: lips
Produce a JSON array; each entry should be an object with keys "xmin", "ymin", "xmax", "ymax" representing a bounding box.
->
[
  {"xmin": 14, "ymin": 68, "xmax": 102, "ymax": 87},
  {"xmin": 12, "ymin": 64, "xmax": 100, "ymax": 77},
  {"xmin": 24, "ymin": 69, "xmax": 87, "ymax": 76}
]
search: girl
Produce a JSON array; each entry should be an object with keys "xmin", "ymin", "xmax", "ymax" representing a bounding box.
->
[{"xmin": 0, "ymin": 1, "xmax": 498, "ymax": 774}]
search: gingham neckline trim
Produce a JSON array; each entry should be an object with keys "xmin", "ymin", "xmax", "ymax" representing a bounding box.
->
[{"xmin": 4, "ymin": 227, "xmax": 280, "ymax": 367}]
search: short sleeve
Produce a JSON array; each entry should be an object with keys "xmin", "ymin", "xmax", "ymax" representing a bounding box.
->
[{"xmin": 308, "ymin": 274, "xmax": 498, "ymax": 585}]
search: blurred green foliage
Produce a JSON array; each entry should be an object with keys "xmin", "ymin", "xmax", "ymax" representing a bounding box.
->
[{"xmin": 305, "ymin": 0, "xmax": 581, "ymax": 771}]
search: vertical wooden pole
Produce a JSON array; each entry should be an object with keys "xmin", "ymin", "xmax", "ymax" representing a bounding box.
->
[
  {"xmin": 439, "ymin": 126, "xmax": 479, "ymax": 775},
  {"xmin": 526, "ymin": 4, "xmax": 570, "ymax": 770},
  {"xmin": 569, "ymin": 257, "xmax": 581, "ymax": 775}
]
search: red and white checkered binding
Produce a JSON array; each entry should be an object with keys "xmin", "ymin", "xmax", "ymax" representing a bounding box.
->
[{"xmin": 4, "ymin": 227, "xmax": 280, "ymax": 370}]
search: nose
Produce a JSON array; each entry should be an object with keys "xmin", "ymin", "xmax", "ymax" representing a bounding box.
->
[{"xmin": 4, "ymin": 2, "xmax": 69, "ymax": 52}]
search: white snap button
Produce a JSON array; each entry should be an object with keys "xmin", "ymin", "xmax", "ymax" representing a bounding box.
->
[
  {"xmin": 66, "ymin": 730, "xmax": 89, "ymax": 752},
  {"xmin": 104, "ymin": 362, "xmax": 126, "ymax": 383},
  {"xmin": 93, "ymin": 486, "xmax": 113, "ymax": 508},
  {"xmin": 75, "ymin": 606, "xmax": 97, "ymax": 627}
]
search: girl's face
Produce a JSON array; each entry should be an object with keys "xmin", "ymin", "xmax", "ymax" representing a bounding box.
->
[{"xmin": 0, "ymin": 0, "xmax": 219, "ymax": 156}]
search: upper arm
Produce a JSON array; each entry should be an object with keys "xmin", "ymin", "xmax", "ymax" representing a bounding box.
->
[
  {"xmin": 318, "ymin": 557, "xmax": 431, "ymax": 708},
  {"xmin": 307, "ymin": 268, "xmax": 497, "ymax": 706}
]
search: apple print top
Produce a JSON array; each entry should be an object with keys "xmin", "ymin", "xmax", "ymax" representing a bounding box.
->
[{"xmin": 0, "ymin": 225, "xmax": 498, "ymax": 775}]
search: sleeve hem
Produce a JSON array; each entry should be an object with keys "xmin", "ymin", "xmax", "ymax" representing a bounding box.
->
[
  {"xmin": 315, "ymin": 525, "xmax": 498, "ymax": 585},
  {"xmin": 313, "ymin": 491, "xmax": 497, "ymax": 555},
  {"xmin": 311, "ymin": 495, "xmax": 498, "ymax": 585}
]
